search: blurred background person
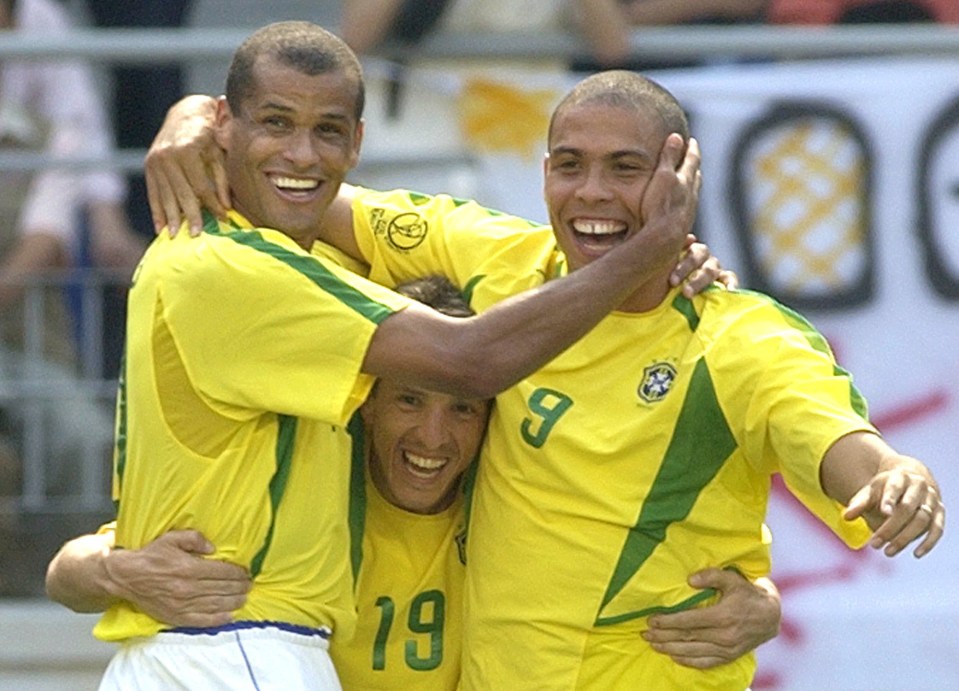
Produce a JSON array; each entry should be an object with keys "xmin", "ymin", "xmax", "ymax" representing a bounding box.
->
[
  {"xmin": 768, "ymin": 0, "xmax": 959, "ymax": 24},
  {"xmin": 78, "ymin": 0, "xmax": 196, "ymax": 243},
  {"xmin": 340, "ymin": 0, "xmax": 635, "ymax": 68},
  {"xmin": 0, "ymin": 0, "xmax": 144, "ymax": 595}
]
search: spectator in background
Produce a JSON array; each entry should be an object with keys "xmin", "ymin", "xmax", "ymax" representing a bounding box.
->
[
  {"xmin": 339, "ymin": 0, "xmax": 638, "ymax": 221},
  {"xmin": 573, "ymin": 0, "xmax": 769, "ymax": 72},
  {"xmin": 0, "ymin": 0, "xmax": 143, "ymax": 563},
  {"xmin": 340, "ymin": 0, "xmax": 635, "ymax": 68},
  {"xmin": 80, "ymin": 0, "xmax": 195, "ymax": 241},
  {"xmin": 768, "ymin": 0, "xmax": 959, "ymax": 24},
  {"xmin": 77, "ymin": 1, "xmax": 194, "ymax": 378}
]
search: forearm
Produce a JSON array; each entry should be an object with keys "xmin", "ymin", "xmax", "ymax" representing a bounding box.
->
[
  {"xmin": 622, "ymin": 0, "xmax": 766, "ymax": 25},
  {"xmin": 0, "ymin": 233, "xmax": 68, "ymax": 308},
  {"xmin": 819, "ymin": 430, "xmax": 944, "ymax": 558},
  {"xmin": 570, "ymin": 0, "xmax": 633, "ymax": 66},
  {"xmin": 339, "ymin": 0, "xmax": 407, "ymax": 53},
  {"xmin": 365, "ymin": 214, "xmax": 680, "ymax": 398},
  {"xmin": 46, "ymin": 533, "xmax": 120, "ymax": 614},
  {"xmin": 820, "ymin": 431, "xmax": 897, "ymax": 506}
]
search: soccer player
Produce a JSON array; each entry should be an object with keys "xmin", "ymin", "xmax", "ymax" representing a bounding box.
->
[
  {"xmin": 48, "ymin": 20, "xmax": 723, "ymax": 689},
  {"xmin": 352, "ymin": 73, "xmax": 946, "ymax": 690},
  {"xmin": 143, "ymin": 70, "xmax": 945, "ymax": 689},
  {"xmin": 47, "ymin": 274, "xmax": 784, "ymax": 689},
  {"xmin": 82, "ymin": 21, "xmax": 720, "ymax": 691}
]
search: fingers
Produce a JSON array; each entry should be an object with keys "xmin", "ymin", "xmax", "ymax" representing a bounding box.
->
[
  {"xmin": 677, "ymin": 136, "xmax": 702, "ymax": 183},
  {"xmin": 847, "ymin": 472, "xmax": 946, "ymax": 558},
  {"xmin": 144, "ymin": 94, "xmax": 224, "ymax": 237},
  {"xmin": 210, "ymin": 147, "xmax": 231, "ymax": 215},
  {"xmin": 670, "ymin": 243, "xmax": 739, "ymax": 296},
  {"xmin": 643, "ymin": 567, "xmax": 781, "ymax": 669},
  {"xmin": 148, "ymin": 589, "xmax": 249, "ymax": 628},
  {"xmin": 161, "ymin": 529, "xmax": 215, "ymax": 556},
  {"xmin": 659, "ymin": 132, "xmax": 685, "ymax": 172},
  {"xmin": 716, "ymin": 269, "xmax": 739, "ymax": 290}
]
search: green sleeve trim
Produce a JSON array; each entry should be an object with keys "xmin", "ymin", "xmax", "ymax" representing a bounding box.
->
[
  {"xmin": 249, "ymin": 414, "xmax": 298, "ymax": 577},
  {"xmin": 113, "ymin": 352, "xmax": 128, "ymax": 503},
  {"xmin": 202, "ymin": 210, "xmax": 398, "ymax": 325},
  {"xmin": 347, "ymin": 413, "xmax": 368, "ymax": 586}
]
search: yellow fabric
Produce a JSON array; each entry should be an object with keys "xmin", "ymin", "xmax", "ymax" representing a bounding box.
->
[
  {"xmin": 349, "ymin": 187, "xmax": 875, "ymax": 689},
  {"xmin": 462, "ymin": 289, "xmax": 873, "ymax": 689},
  {"xmin": 95, "ymin": 211, "xmax": 411, "ymax": 642},
  {"xmin": 333, "ymin": 467, "xmax": 466, "ymax": 690}
]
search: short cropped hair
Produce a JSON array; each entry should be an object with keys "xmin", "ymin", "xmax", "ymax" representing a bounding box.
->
[
  {"xmin": 225, "ymin": 20, "xmax": 365, "ymax": 121},
  {"xmin": 394, "ymin": 275, "xmax": 474, "ymax": 318},
  {"xmin": 548, "ymin": 70, "xmax": 689, "ymax": 145}
]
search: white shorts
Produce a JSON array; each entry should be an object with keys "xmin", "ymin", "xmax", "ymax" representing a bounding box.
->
[{"xmin": 98, "ymin": 621, "xmax": 341, "ymax": 690}]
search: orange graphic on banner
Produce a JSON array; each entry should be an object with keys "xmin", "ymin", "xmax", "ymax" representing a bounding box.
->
[{"xmin": 457, "ymin": 78, "xmax": 557, "ymax": 158}]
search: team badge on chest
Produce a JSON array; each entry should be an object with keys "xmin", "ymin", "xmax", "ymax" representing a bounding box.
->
[{"xmin": 638, "ymin": 362, "xmax": 677, "ymax": 403}]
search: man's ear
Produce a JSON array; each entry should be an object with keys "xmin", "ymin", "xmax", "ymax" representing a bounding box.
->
[
  {"xmin": 359, "ymin": 380, "xmax": 379, "ymax": 427},
  {"xmin": 349, "ymin": 118, "xmax": 365, "ymax": 170},
  {"xmin": 213, "ymin": 96, "xmax": 232, "ymax": 150}
]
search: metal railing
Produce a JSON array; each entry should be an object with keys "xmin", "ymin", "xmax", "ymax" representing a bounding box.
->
[{"xmin": 1, "ymin": 23, "xmax": 957, "ymax": 517}]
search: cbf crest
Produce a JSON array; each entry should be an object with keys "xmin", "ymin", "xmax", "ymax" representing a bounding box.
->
[{"xmin": 638, "ymin": 362, "xmax": 677, "ymax": 403}]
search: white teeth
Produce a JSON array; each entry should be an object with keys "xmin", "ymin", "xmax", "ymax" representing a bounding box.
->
[
  {"xmin": 572, "ymin": 220, "xmax": 625, "ymax": 235},
  {"xmin": 405, "ymin": 452, "xmax": 446, "ymax": 472},
  {"xmin": 273, "ymin": 176, "xmax": 318, "ymax": 191}
]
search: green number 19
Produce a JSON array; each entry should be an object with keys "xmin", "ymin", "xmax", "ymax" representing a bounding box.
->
[{"xmin": 372, "ymin": 590, "xmax": 445, "ymax": 672}]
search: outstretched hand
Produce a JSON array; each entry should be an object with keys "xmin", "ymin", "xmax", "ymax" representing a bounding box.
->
[
  {"xmin": 642, "ymin": 569, "xmax": 780, "ymax": 669},
  {"xmin": 105, "ymin": 530, "xmax": 250, "ymax": 628},
  {"xmin": 844, "ymin": 457, "xmax": 945, "ymax": 558}
]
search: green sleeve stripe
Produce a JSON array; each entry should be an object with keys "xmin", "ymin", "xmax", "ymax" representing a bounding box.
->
[
  {"xmin": 670, "ymin": 293, "xmax": 700, "ymax": 331},
  {"xmin": 347, "ymin": 413, "xmax": 368, "ymax": 585},
  {"xmin": 743, "ymin": 288, "xmax": 870, "ymax": 418},
  {"xmin": 249, "ymin": 414, "xmax": 298, "ymax": 577},
  {"xmin": 598, "ymin": 359, "xmax": 736, "ymax": 617},
  {"xmin": 113, "ymin": 352, "xmax": 128, "ymax": 510},
  {"xmin": 202, "ymin": 210, "xmax": 397, "ymax": 325},
  {"xmin": 461, "ymin": 274, "xmax": 484, "ymax": 306},
  {"xmin": 459, "ymin": 449, "xmax": 480, "ymax": 551}
]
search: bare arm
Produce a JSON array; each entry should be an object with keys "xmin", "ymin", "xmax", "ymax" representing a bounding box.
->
[
  {"xmin": 643, "ymin": 569, "xmax": 780, "ymax": 668},
  {"xmin": 621, "ymin": 0, "xmax": 767, "ymax": 25},
  {"xmin": 820, "ymin": 431, "xmax": 945, "ymax": 558},
  {"xmin": 568, "ymin": 0, "xmax": 633, "ymax": 66},
  {"xmin": 361, "ymin": 134, "xmax": 697, "ymax": 398},
  {"xmin": 46, "ymin": 530, "xmax": 250, "ymax": 627},
  {"xmin": 339, "ymin": 0, "xmax": 408, "ymax": 54},
  {"xmin": 0, "ymin": 233, "xmax": 67, "ymax": 309}
]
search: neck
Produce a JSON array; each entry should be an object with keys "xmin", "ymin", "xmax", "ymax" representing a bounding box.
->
[{"xmin": 613, "ymin": 266, "xmax": 674, "ymax": 313}]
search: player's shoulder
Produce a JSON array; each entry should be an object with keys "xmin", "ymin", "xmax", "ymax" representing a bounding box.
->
[
  {"xmin": 699, "ymin": 287, "xmax": 826, "ymax": 347},
  {"xmin": 354, "ymin": 186, "xmax": 545, "ymax": 233}
]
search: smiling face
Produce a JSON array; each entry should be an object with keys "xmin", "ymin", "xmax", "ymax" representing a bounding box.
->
[
  {"xmin": 544, "ymin": 99, "xmax": 668, "ymax": 274},
  {"xmin": 214, "ymin": 54, "xmax": 363, "ymax": 248},
  {"xmin": 361, "ymin": 379, "xmax": 490, "ymax": 515}
]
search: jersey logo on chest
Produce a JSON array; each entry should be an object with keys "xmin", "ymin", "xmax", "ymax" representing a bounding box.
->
[{"xmin": 638, "ymin": 362, "xmax": 677, "ymax": 403}]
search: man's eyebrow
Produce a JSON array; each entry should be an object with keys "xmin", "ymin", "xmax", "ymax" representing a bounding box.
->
[
  {"xmin": 549, "ymin": 145, "xmax": 654, "ymax": 162},
  {"xmin": 548, "ymin": 145, "xmax": 582, "ymax": 157},
  {"xmin": 257, "ymin": 100, "xmax": 294, "ymax": 113}
]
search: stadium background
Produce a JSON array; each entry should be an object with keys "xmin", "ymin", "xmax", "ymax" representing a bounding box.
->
[{"xmin": 1, "ymin": 2, "xmax": 956, "ymax": 689}]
